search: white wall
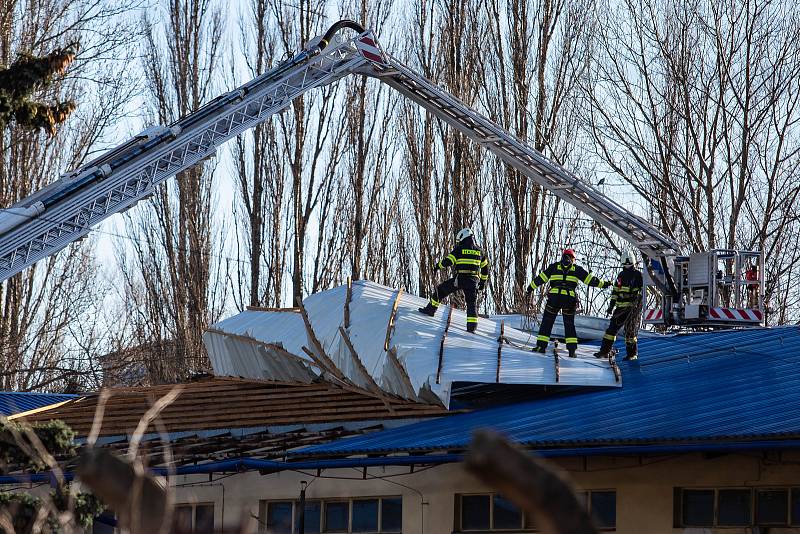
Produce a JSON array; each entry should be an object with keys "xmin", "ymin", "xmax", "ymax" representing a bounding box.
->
[{"xmin": 168, "ymin": 451, "xmax": 800, "ymax": 533}]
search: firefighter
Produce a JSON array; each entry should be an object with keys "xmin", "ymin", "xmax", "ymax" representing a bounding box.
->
[
  {"xmin": 418, "ymin": 228, "xmax": 490, "ymax": 333},
  {"xmin": 527, "ymin": 249, "xmax": 610, "ymax": 357},
  {"xmin": 745, "ymin": 264, "xmax": 759, "ymax": 308},
  {"xmin": 594, "ymin": 250, "xmax": 643, "ymax": 361}
]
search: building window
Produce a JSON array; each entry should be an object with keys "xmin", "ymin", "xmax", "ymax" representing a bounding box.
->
[
  {"xmin": 173, "ymin": 503, "xmax": 215, "ymax": 534},
  {"xmin": 757, "ymin": 489, "xmax": 788, "ymax": 525},
  {"xmin": 381, "ymin": 497, "xmax": 402, "ymax": 532},
  {"xmin": 792, "ymin": 489, "xmax": 800, "ymax": 527},
  {"xmin": 681, "ymin": 489, "xmax": 715, "ymax": 527},
  {"xmin": 296, "ymin": 500, "xmax": 322, "ymax": 534},
  {"xmin": 492, "ymin": 495, "xmax": 522, "ymax": 530},
  {"xmin": 324, "ymin": 501, "xmax": 350, "ymax": 532},
  {"xmin": 268, "ymin": 501, "xmax": 293, "ymax": 534},
  {"xmin": 588, "ymin": 491, "xmax": 617, "ymax": 530},
  {"xmin": 260, "ymin": 497, "xmax": 401, "ymax": 534},
  {"xmin": 718, "ymin": 489, "xmax": 751, "ymax": 526},
  {"xmin": 352, "ymin": 499, "xmax": 379, "ymax": 532},
  {"xmin": 675, "ymin": 487, "xmax": 800, "ymax": 528},
  {"xmin": 460, "ymin": 495, "xmax": 490, "ymax": 530},
  {"xmin": 456, "ymin": 491, "xmax": 615, "ymax": 532}
]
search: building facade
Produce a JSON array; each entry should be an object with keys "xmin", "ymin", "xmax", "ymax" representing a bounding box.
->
[{"xmin": 172, "ymin": 450, "xmax": 800, "ymax": 533}]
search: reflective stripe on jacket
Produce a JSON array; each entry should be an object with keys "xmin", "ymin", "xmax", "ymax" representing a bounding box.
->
[
  {"xmin": 529, "ymin": 262, "xmax": 608, "ymax": 298},
  {"xmin": 437, "ymin": 244, "xmax": 490, "ymax": 281},
  {"xmin": 611, "ymin": 268, "xmax": 643, "ymax": 308}
]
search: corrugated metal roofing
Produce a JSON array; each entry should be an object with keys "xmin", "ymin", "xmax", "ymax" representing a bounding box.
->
[
  {"xmin": 0, "ymin": 392, "xmax": 76, "ymax": 416},
  {"xmin": 294, "ymin": 326, "xmax": 800, "ymax": 455},
  {"xmin": 205, "ymin": 309, "xmax": 315, "ymax": 382},
  {"xmin": 205, "ymin": 281, "xmax": 620, "ymax": 407}
]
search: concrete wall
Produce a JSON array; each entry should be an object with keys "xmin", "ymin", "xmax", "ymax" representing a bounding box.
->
[{"xmin": 172, "ymin": 451, "xmax": 800, "ymax": 534}]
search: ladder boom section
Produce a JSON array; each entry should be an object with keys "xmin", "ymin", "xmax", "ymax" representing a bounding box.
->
[
  {"xmin": 0, "ymin": 35, "xmax": 369, "ymax": 282},
  {"xmin": 369, "ymin": 57, "xmax": 682, "ymax": 259}
]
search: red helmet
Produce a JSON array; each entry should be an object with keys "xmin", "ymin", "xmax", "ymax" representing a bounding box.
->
[{"xmin": 562, "ymin": 248, "xmax": 576, "ymax": 259}]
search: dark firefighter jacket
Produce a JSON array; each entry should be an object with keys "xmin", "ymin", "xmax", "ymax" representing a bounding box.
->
[
  {"xmin": 437, "ymin": 243, "xmax": 490, "ymax": 281},
  {"xmin": 529, "ymin": 262, "xmax": 608, "ymax": 297},
  {"xmin": 610, "ymin": 268, "xmax": 643, "ymax": 309}
]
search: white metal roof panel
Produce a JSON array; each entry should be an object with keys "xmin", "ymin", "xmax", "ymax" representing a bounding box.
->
[{"xmin": 205, "ymin": 281, "xmax": 621, "ymax": 407}]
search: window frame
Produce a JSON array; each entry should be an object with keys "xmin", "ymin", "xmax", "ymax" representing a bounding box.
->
[
  {"xmin": 755, "ymin": 488, "xmax": 790, "ymax": 526},
  {"xmin": 259, "ymin": 496, "xmax": 401, "ymax": 534},
  {"xmin": 455, "ymin": 490, "xmax": 616, "ymax": 532},
  {"xmin": 674, "ymin": 486, "xmax": 800, "ymax": 528},
  {"xmin": 586, "ymin": 490, "xmax": 617, "ymax": 531},
  {"xmin": 791, "ymin": 488, "xmax": 800, "ymax": 527},
  {"xmin": 323, "ymin": 500, "xmax": 350, "ymax": 533},
  {"xmin": 351, "ymin": 498, "xmax": 381, "ymax": 533},
  {"xmin": 716, "ymin": 488, "xmax": 753, "ymax": 527},
  {"xmin": 173, "ymin": 502, "xmax": 215, "ymax": 533}
]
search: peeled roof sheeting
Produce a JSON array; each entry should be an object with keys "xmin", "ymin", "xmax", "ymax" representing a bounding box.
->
[
  {"xmin": 204, "ymin": 310, "xmax": 317, "ymax": 381},
  {"xmin": 294, "ymin": 326, "xmax": 800, "ymax": 455},
  {"xmin": 207, "ymin": 281, "xmax": 620, "ymax": 407},
  {"xmin": 0, "ymin": 392, "xmax": 76, "ymax": 416}
]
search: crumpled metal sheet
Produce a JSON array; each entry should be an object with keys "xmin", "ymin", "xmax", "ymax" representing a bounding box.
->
[{"xmin": 205, "ymin": 281, "xmax": 621, "ymax": 407}]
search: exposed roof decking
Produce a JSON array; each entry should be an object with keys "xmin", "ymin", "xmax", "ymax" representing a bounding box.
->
[{"xmin": 15, "ymin": 377, "xmax": 449, "ymax": 438}]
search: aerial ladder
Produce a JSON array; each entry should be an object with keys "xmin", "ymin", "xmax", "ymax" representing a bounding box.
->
[{"xmin": 0, "ymin": 21, "xmax": 764, "ymax": 327}]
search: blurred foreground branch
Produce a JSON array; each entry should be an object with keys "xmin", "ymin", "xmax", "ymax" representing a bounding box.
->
[{"xmin": 465, "ymin": 429, "xmax": 597, "ymax": 534}]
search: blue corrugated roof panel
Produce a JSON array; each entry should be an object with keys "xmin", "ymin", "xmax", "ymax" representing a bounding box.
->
[
  {"xmin": 0, "ymin": 392, "xmax": 77, "ymax": 416},
  {"xmin": 295, "ymin": 326, "xmax": 800, "ymax": 455}
]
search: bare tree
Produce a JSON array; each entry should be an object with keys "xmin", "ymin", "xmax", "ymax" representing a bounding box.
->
[
  {"xmin": 266, "ymin": 0, "xmax": 349, "ymax": 304},
  {"xmin": 0, "ymin": 0, "xmax": 141, "ymax": 391},
  {"xmin": 120, "ymin": 0, "xmax": 226, "ymax": 382},
  {"xmin": 585, "ymin": 0, "xmax": 800, "ymax": 322},
  {"xmin": 396, "ymin": 0, "xmax": 486, "ymax": 299},
  {"xmin": 482, "ymin": 0, "xmax": 598, "ymax": 311},
  {"xmin": 338, "ymin": 0, "xmax": 395, "ymax": 283},
  {"xmin": 228, "ymin": 0, "xmax": 289, "ymax": 309}
]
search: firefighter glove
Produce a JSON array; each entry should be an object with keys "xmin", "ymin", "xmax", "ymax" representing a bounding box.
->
[
  {"xmin": 606, "ymin": 304, "xmax": 614, "ymax": 317},
  {"xmin": 478, "ymin": 280, "xmax": 485, "ymax": 292}
]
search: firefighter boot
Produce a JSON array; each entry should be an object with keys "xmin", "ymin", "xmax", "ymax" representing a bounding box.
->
[
  {"xmin": 568, "ymin": 348, "xmax": 577, "ymax": 358},
  {"xmin": 623, "ymin": 341, "xmax": 638, "ymax": 361},
  {"xmin": 594, "ymin": 338, "xmax": 614, "ymax": 359},
  {"xmin": 418, "ymin": 303, "xmax": 437, "ymax": 317}
]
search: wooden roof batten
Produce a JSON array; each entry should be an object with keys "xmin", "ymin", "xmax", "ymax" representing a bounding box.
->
[{"xmin": 16, "ymin": 377, "xmax": 450, "ymax": 438}]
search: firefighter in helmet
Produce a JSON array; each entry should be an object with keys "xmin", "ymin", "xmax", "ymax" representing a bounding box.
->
[
  {"xmin": 418, "ymin": 228, "xmax": 490, "ymax": 333},
  {"xmin": 594, "ymin": 249, "xmax": 643, "ymax": 361},
  {"xmin": 527, "ymin": 248, "xmax": 610, "ymax": 357}
]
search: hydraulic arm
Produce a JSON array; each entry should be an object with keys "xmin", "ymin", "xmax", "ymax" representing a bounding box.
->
[
  {"xmin": 0, "ymin": 21, "xmax": 762, "ymax": 326},
  {"xmin": 0, "ymin": 22, "xmax": 370, "ymax": 281}
]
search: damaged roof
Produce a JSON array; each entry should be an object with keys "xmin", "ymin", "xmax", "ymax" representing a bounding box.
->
[
  {"xmin": 14, "ymin": 376, "xmax": 449, "ymax": 437},
  {"xmin": 293, "ymin": 326, "xmax": 800, "ymax": 456},
  {"xmin": 9, "ymin": 377, "xmax": 452, "ymax": 470},
  {"xmin": 204, "ymin": 281, "xmax": 621, "ymax": 407}
]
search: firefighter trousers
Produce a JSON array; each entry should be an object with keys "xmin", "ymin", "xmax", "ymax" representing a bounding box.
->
[
  {"xmin": 598, "ymin": 307, "xmax": 637, "ymax": 357},
  {"xmin": 535, "ymin": 294, "xmax": 578, "ymax": 353},
  {"xmin": 425, "ymin": 275, "xmax": 479, "ymax": 332}
]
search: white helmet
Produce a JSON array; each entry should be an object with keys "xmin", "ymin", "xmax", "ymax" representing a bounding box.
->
[
  {"xmin": 456, "ymin": 228, "xmax": 474, "ymax": 242},
  {"xmin": 621, "ymin": 249, "xmax": 636, "ymax": 267}
]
